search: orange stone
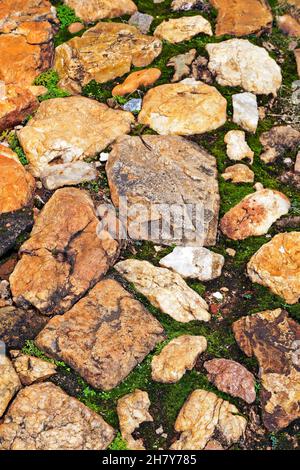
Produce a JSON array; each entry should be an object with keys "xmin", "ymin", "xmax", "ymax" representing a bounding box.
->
[{"xmin": 112, "ymin": 69, "xmax": 162, "ymax": 96}]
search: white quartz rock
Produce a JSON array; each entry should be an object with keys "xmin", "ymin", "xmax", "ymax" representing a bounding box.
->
[{"xmin": 232, "ymin": 92, "xmax": 259, "ymax": 133}]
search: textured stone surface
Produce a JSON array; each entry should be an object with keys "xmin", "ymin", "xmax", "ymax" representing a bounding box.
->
[
  {"xmin": 277, "ymin": 14, "xmax": 300, "ymax": 37},
  {"xmin": 247, "ymin": 232, "xmax": 300, "ymax": 304},
  {"xmin": 0, "ymin": 355, "xmax": 21, "ymax": 418},
  {"xmin": 154, "ymin": 16, "xmax": 212, "ymax": 43},
  {"xmin": 0, "ymin": 208, "xmax": 34, "ymax": 258},
  {"xmin": 259, "ymin": 125, "xmax": 300, "ymax": 163},
  {"xmin": 295, "ymin": 49, "xmax": 300, "ymax": 77},
  {"xmin": 0, "ymin": 0, "xmax": 58, "ymax": 33},
  {"xmin": 232, "ymin": 92, "xmax": 259, "ymax": 133},
  {"xmin": 167, "ymin": 49, "xmax": 197, "ymax": 82},
  {"xmin": 233, "ymin": 309, "xmax": 300, "ymax": 431},
  {"xmin": 222, "ymin": 164, "xmax": 255, "ymax": 183},
  {"xmin": 0, "ymin": 83, "xmax": 38, "ymax": 132},
  {"xmin": 171, "ymin": 0, "xmax": 206, "ymax": 10},
  {"xmin": 129, "ymin": 12, "xmax": 154, "ymax": 34},
  {"xmin": 41, "ymin": 162, "xmax": 97, "ymax": 190},
  {"xmin": 64, "ymin": 0, "xmax": 137, "ymax": 23},
  {"xmin": 224, "ymin": 130, "xmax": 254, "ymax": 163},
  {"xmin": 0, "ymin": 382, "xmax": 115, "ymax": 449},
  {"xmin": 112, "ymin": 69, "xmax": 161, "ymax": 96},
  {"xmin": 10, "ymin": 351, "xmax": 57, "ymax": 386}
]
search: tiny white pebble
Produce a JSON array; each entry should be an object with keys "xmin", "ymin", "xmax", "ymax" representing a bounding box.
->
[
  {"xmin": 100, "ymin": 152, "xmax": 109, "ymax": 162},
  {"xmin": 212, "ymin": 291, "xmax": 223, "ymax": 300}
]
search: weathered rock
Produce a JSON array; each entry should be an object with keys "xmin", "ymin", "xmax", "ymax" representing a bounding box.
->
[
  {"xmin": 151, "ymin": 335, "xmax": 207, "ymax": 383},
  {"xmin": 115, "ymin": 259, "xmax": 210, "ymax": 323},
  {"xmin": 204, "ymin": 358, "xmax": 256, "ymax": 404},
  {"xmin": 204, "ymin": 440, "xmax": 224, "ymax": 450},
  {"xmin": 0, "ymin": 280, "xmax": 12, "ymax": 308},
  {"xmin": 224, "ymin": 130, "xmax": 254, "ymax": 163},
  {"xmin": 206, "ymin": 39, "xmax": 282, "ymax": 95},
  {"xmin": 129, "ymin": 12, "xmax": 154, "ymax": 34},
  {"xmin": 285, "ymin": 0, "xmax": 300, "ymax": 6},
  {"xmin": 222, "ymin": 164, "xmax": 255, "ymax": 183},
  {"xmin": 154, "ymin": 16, "xmax": 212, "ymax": 43},
  {"xmin": 10, "ymin": 188, "xmax": 119, "ymax": 315},
  {"xmin": 233, "ymin": 309, "xmax": 300, "ymax": 431},
  {"xmin": 295, "ymin": 151, "xmax": 300, "ymax": 173},
  {"xmin": 0, "ymin": 355, "xmax": 21, "ymax": 418},
  {"xmin": 138, "ymin": 79, "xmax": 227, "ymax": 135},
  {"xmin": 55, "ymin": 23, "xmax": 162, "ymax": 93},
  {"xmin": 167, "ymin": 49, "xmax": 197, "ymax": 82},
  {"xmin": 191, "ymin": 55, "xmax": 214, "ymax": 83},
  {"xmin": 0, "ymin": 382, "xmax": 115, "ymax": 449},
  {"xmin": 220, "ymin": 189, "xmax": 290, "ymax": 240},
  {"xmin": 0, "ymin": 0, "xmax": 58, "ymax": 33},
  {"xmin": 18, "ymin": 96, "xmax": 134, "ymax": 177},
  {"xmin": 106, "ymin": 135, "xmax": 220, "ymax": 246},
  {"xmin": 0, "ymin": 208, "xmax": 34, "ymax": 258},
  {"xmin": 68, "ymin": 22, "xmax": 84, "ymax": 34},
  {"xmin": 41, "ymin": 162, "xmax": 97, "ymax": 190},
  {"xmin": 112, "ymin": 68, "xmax": 161, "ymax": 96},
  {"xmin": 35, "ymin": 279, "xmax": 164, "ymax": 390},
  {"xmin": 10, "ymin": 351, "xmax": 57, "ymax": 386},
  {"xmin": 259, "ymin": 125, "xmax": 300, "ymax": 163},
  {"xmin": 247, "ymin": 232, "xmax": 300, "ymax": 304},
  {"xmin": 170, "ymin": 390, "xmax": 247, "ymax": 450},
  {"xmin": 232, "ymin": 92, "xmax": 259, "ymax": 133},
  {"xmin": 0, "ymin": 83, "xmax": 38, "ymax": 132},
  {"xmin": 159, "ymin": 247, "xmax": 224, "ymax": 281},
  {"xmin": 277, "ymin": 14, "xmax": 300, "ymax": 37},
  {"xmin": 64, "ymin": 0, "xmax": 137, "ymax": 23},
  {"xmin": 117, "ymin": 389, "xmax": 153, "ymax": 450},
  {"xmin": 171, "ymin": 0, "xmax": 208, "ymax": 10},
  {"xmin": 295, "ymin": 49, "xmax": 300, "ymax": 77}
]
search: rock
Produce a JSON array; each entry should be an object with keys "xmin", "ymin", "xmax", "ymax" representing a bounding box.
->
[
  {"xmin": 35, "ymin": 279, "xmax": 164, "ymax": 390},
  {"xmin": 0, "ymin": 382, "xmax": 115, "ymax": 449},
  {"xmin": 122, "ymin": 98, "xmax": 142, "ymax": 113},
  {"xmin": 170, "ymin": 389, "xmax": 247, "ymax": 449},
  {"xmin": 204, "ymin": 358, "xmax": 256, "ymax": 404},
  {"xmin": 64, "ymin": 0, "xmax": 137, "ymax": 23},
  {"xmin": 106, "ymin": 135, "xmax": 220, "ymax": 246},
  {"xmin": 295, "ymin": 151, "xmax": 300, "ymax": 173},
  {"xmin": 232, "ymin": 92, "xmax": 259, "ymax": 133},
  {"xmin": 224, "ymin": 130, "xmax": 254, "ymax": 163},
  {"xmin": 151, "ymin": 335, "xmax": 207, "ymax": 383},
  {"xmin": 280, "ymin": 171, "xmax": 300, "ymax": 190},
  {"xmin": 28, "ymin": 85, "xmax": 48, "ymax": 97},
  {"xmin": 0, "ymin": 355, "xmax": 21, "ymax": 418},
  {"xmin": 210, "ymin": 0, "xmax": 273, "ymax": 36},
  {"xmin": 259, "ymin": 125, "xmax": 300, "ymax": 163},
  {"xmin": 206, "ymin": 39, "xmax": 282, "ymax": 95},
  {"xmin": 55, "ymin": 23, "xmax": 162, "ymax": 93},
  {"xmin": 277, "ymin": 14, "xmax": 300, "ymax": 37},
  {"xmin": 191, "ymin": 55, "xmax": 214, "ymax": 83},
  {"xmin": 117, "ymin": 390, "xmax": 153, "ymax": 450},
  {"xmin": 0, "ymin": 280, "xmax": 12, "ymax": 307},
  {"xmin": 167, "ymin": 49, "xmax": 197, "ymax": 82},
  {"xmin": 159, "ymin": 247, "xmax": 224, "ymax": 281},
  {"xmin": 129, "ymin": 12, "xmax": 154, "ymax": 34},
  {"xmin": 204, "ymin": 440, "xmax": 224, "ymax": 450},
  {"xmin": 0, "ymin": 83, "xmax": 39, "ymax": 132},
  {"xmin": 0, "ymin": 208, "xmax": 34, "ymax": 258},
  {"xmin": 115, "ymin": 259, "xmax": 210, "ymax": 323},
  {"xmin": 171, "ymin": 0, "xmax": 208, "ymax": 10},
  {"xmin": 10, "ymin": 188, "xmax": 119, "ymax": 315},
  {"xmin": 154, "ymin": 16, "xmax": 212, "ymax": 43},
  {"xmin": 222, "ymin": 164, "xmax": 255, "ymax": 183},
  {"xmin": 233, "ymin": 308, "xmax": 300, "ymax": 431},
  {"xmin": 10, "ymin": 351, "xmax": 57, "ymax": 386},
  {"xmin": 67, "ymin": 22, "xmax": 84, "ymax": 34},
  {"xmin": 0, "ymin": 0, "xmax": 58, "ymax": 33},
  {"xmin": 41, "ymin": 162, "xmax": 97, "ymax": 190},
  {"xmin": 138, "ymin": 79, "xmax": 227, "ymax": 135},
  {"xmin": 226, "ymin": 248, "xmax": 236, "ymax": 257},
  {"xmin": 112, "ymin": 68, "xmax": 161, "ymax": 96},
  {"xmin": 295, "ymin": 49, "xmax": 300, "ymax": 77},
  {"xmin": 247, "ymin": 232, "xmax": 300, "ymax": 304},
  {"xmin": 220, "ymin": 189, "xmax": 290, "ymax": 240}
]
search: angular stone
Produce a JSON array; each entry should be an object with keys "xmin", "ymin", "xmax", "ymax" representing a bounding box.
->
[
  {"xmin": 170, "ymin": 390, "xmax": 247, "ymax": 450},
  {"xmin": 277, "ymin": 14, "xmax": 300, "ymax": 37},
  {"xmin": 10, "ymin": 188, "xmax": 119, "ymax": 315},
  {"xmin": 222, "ymin": 164, "xmax": 254, "ymax": 183},
  {"xmin": 10, "ymin": 350, "xmax": 57, "ymax": 386},
  {"xmin": 0, "ymin": 355, "xmax": 21, "ymax": 418},
  {"xmin": 115, "ymin": 259, "xmax": 210, "ymax": 323},
  {"xmin": 232, "ymin": 92, "xmax": 259, "ymax": 133},
  {"xmin": 0, "ymin": 208, "xmax": 34, "ymax": 258},
  {"xmin": 233, "ymin": 309, "xmax": 300, "ymax": 431},
  {"xmin": 167, "ymin": 49, "xmax": 197, "ymax": 82},
  {"xmin": 247, "ymin": 232, "xmax": 300, "ymax": 304},
  {"xmin": 224, "ymin": 130, "xmax": 254, "ymax": 163},
  {"xmin": 55, "ymin": 23, "xmax": 162, "ymax": 93},
  {"xmin": 154, "ymin": 16, "xmax": 212, "ymax": 43},
  {"xmin": 0, "ymin": 0, "xmax": 58, "ymax": 34},
  {"xmin": 35, "ymin": 279, "xmax": 164, "ymax": 390},
  {"xmin": 220, "ymin": 189, "xmax": 290, "ymax": 240},
  {"xmin": 206, "ymin": 39, "xmax": 282, "ymax": 95},
  {"xmin": 41, "ymin": 162, "xmax": 97, "ymax": 190},
  {"xmin": 129, "ymin": 12, "xmax": 154, "ymax": 34},
  {"xmin": 64, "ymin": 0, "xmax": 137, "ymax": 23},
  {"xmin": 0, "ymin": 83, "xmax": 38, "ymax": 132},
  {"xmin": 112, "ymin": 68, "xmax": 161, "ymax": 96},
  {"xmin": 259, "ymin": 125, "xmax": 300, "ymax": 163},
  {"xmin": 0, "ymin": 382, "xmax": 115, "ymax": 449}
]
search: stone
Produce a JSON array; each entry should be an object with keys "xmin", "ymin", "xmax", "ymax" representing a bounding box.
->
[
  {"xmin": 154, "ymin": 16, "xmax": 212, "ymax": 43},
  {"xmin": 295, "ymin": 49, "xmax": 300, "ymax": 77},
  {"xmin": 151, "ymin": 335, "xmax": 207, "ymax": 383},
  {"xmin": 138, "ymin": 79, "xmax": 227, "ymax": 135},
  {"xmin": 277, "ymin": 14, "xmax": 300, "ymax": 37},
  {"xmin": 224, "ymin": 130, "xmax": 254, "ymax": 164},
  {"xmin": 232, "ymin": 92, "xmax": 259, "ymax": 133},
  {"xmin": 117, "ymin": 390, "xmax": 153, "ymax": 450},
  {"xmin": 106, "ymin": 135, "xmax": 220, "ymax": 246},
  {"xmin": 67, "ymin": 22, "xmax": 84, "ymax": 34},
  {"xmin": 233, "ymin": 308, "xmax": 300, "ymax": 431},
  {"xmin": 10, "ymin": 188, "xmax": 119, "ymax": 315},
  {"xmin": 171, "ymin": 0, "xmax": 207, "ymax": 10},
  {"xmin": 206, "ymin": 39, "xmax": 282, "ymax": 95},
  {"xmin": 167, "ymin": 49, "xmax": 197, "ymax": 82},
  {"xmin": 55, "ymin": 23, "xmax": 162, "ymax": 93},
  {"xmin": 0, "ymin": 0, "xmax": 58, "ymax": 33},
  {"xmin": 191, "ymin": 55, "xmax": 214, "ymax": 83},
  {"xmin": 115, "ymin": 259, "xmax": 210, "ymax": 323},
  {"xmin": 0, "ymin": 280, "xmax": 12, "ymax": 308},
  {"xmin": 220, "ymin": 189, "xmax": 290, "ymax": 240},
  {"xmin": 10, "ymin": 351, "xmax": 57, "ymax": 386},
  {"xmin": 222, "ymin": 164, "xmax": 255, "ymax": 183},
  {"xmin": 0, "ymin": 355, "xmax": 21, "ymax": 418},
  {"xmin": 259, "ymin": 125, "xmax": 300, "ymax": 163},
  {"xmin": 41, "ymin": 162, "xmax": 97, "ymax": 190},
  {"xmin": 170, "ymin": 389, "xmax": 247, "ymax": 450},
  {"xmin": 295, "ymin": 151, "xmax": 300, "ymax": 173},
  {"xmin": 159, "ymin": 247, "xmax": 224, "ymax": 281},
  {"xmin": 210, "ymin": 0, "xmax": 273, "ymax": 36},
  {"xmin": 247, "ymin": 232, "xmax": 300, "ymax": 304},
  {"xmin": 112, "ymin": 69, "xmax": 161, "ymax": 96},
  {"xmin": 204, "ymin": 440, "xmax": 224, "ymax": 450},
  {"xmin": 204, "ymin": 358, "xmax": 256, "ymax": 404},
  {"xmin": 129, "ymin": 12, "xmax": 154, "ymax": 34},
  {"xmin": 0, "ymin": 83, "xmax": 39, "ymax": 132},
  {"xmin": 122, "ymin": 98, "xmax": 142, "ymax": 113},
  {"xmin": 64, "ymin": 0, "xmax": 137, "ymax": 23},
  {"xmin": 0, "ymin": 208, "xmax": 34, "ymax": 258},
  {"xmin": 35, "ymin": 279, "xmax": 164, "ymax": 390},
  {"xmin": 0, "ymin": 382, "xmax": 115, "ymax": 449}
]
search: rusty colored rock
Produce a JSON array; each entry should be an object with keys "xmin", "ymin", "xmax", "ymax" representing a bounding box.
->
[
  {"xmin": 112, "ymin": 68, "xmax": 161, "ymax": 96},
  {"xmin": 154, "ymin": 15, "xmax": 213, "ymax": 43},
  {"xmin": 0, "ymin": 0, "xmax": 58, "ymax": 34},
  {"xmin": 67, "ymin": 22, "xmax": 84, "ymax": 34},
  {"xmin": 0, "ymin": 355, "xmax": 21, "ymax": 418},
  {"xmin": 0, "ymin": 83, "xmax": 38, "ymax": 132},
  {"xmin": 222, "ymin": 164, "xmax": 255, "ymax": 183},
  {"xmin": 277, "ymin": 14, "xmax": 300, "ymax": 36},
  {"xmin": 10, "ymin": 350, "xmax": 57, "ymax": 386},
  {"xmin": 64, "ymin": 0, "xmax": 137, "ymax": 23}
]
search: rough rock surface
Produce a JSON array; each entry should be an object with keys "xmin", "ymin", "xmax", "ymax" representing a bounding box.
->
[
  {"xmin": 204, "ymin": 358, "xmax": 256, "ymax": 404},
  {"xmin": 0, "ymin": 83, "xmax": 38, "ymax": 132},
  {"xmin": 55, "ymin": 23, "xmax": 162, "ymax": 93},
  {"xmin": 64, "ymin": 0, "xmax": 137, "ymax": 23},
  {"xmin": 206, "ymin": 39, "xmax": 282, "ymax": 95},
  {"xmin": 171, "ymin": 0, "xmax": 207, "ymax": 10},
  {"xmin": 170, "ymin": 389, "xmax": 247, "ymax": 450},
  {"xmin": 41, "ymin": 162, "xmax": 97, "ymax": 190},
  {"xmin": 232, "ymin": 92, "xmax": 259, "ymax": 133},
  {"xmin": 0, "ymin": 208, "xmax": 34, "ymax": 258},
  {"xmin": 112, "ymin": 69, "xmax": 161, "ymax": 96},
  {"xmin": 0, "ymin": 355, "xmax": 21, "ymax": 418},
  {"xmin": 277, "ymin": 14, "xmax": 300, "ymax": 37},
  {"xmin": 0, "ymin": 0, "xmax": 58, "ymax": 33},
  {"xmin": 10, "ymin": 188, "xmax": 119, "ymax": 315},
  {"xmin": 0, "ymin": 382, "xmax": 115, "ymax": 449},
  {"xmin": 295, "ymin": 49, "xmax": 300, "ymax": 77},
  {"xmin": 167, "ymin": 49, "xmax": 197, "ymax": 82},
  {"xmin": 129, "ymin": 12, "xmax": 154, "ymax": 34},
  {"xmin": 115, "ymin": 259, "xmax": 210, "ymax": 323},
  {"xmin": 154, "ymin": 16, "xmax": 213, "ymax": 43},
  {"xmin": 151, "ymin": 335, "xmax": 207, "ymax": 383},
  {"xmin": 224, "ymin": 130, "xmax": 254, "ymax": 163},
  {"xmin": 233, "ymin": 309, "xmax": 300, "ymax": 431},
  {"xmin": 259, "ymin": 125, "xmax": 300, "ymax": 163},
  {"xmin": 247, "ymin": 232, "xmax": 300, "ymax": 304},
  {"xmin": 10, "ymin": 351, "xmax": 57, "ymax": 386},
  {"xmin": 222, "ymin": 164, "xmax": 255, "ymax": 183},
  {"xmin": 36, "ymin": 279, "xmax": 164, "ymax": 390},
  {"xmin": 220, "ymin": 189, "xmax": 290, "ymax": 240},
  {"xmin": 106, "ymin": 135, "xmax": 220, "ymax": 246}
]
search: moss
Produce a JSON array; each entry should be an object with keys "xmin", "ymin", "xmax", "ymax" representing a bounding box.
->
[
  {"xmin": 55, "ymin": 4, "xmax": 82, "ymax": 29},
  {"xmin": 7, "ymin": 132, "xmax": 28, "ymax": 166},
  {"xmin": 34, "ymin": 69, "xmax": 70, "ymax": 101},
  {"xmin": 108, "ymin": 433, "xmax": 128, "ymax": 451}
]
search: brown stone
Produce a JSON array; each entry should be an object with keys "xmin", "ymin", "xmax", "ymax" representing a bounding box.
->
[
  {"xmin": 154, "ymin": 15, "xmax": 212, "ymax": 43},
  {"xmin": 259, "ymin": 125, "xmax": 300, "ymax": 163},
  {"xmin": 0, "ymin": 355, "xmax": 21, "ymax": 418},
  {"xmin": 221, "ymin": 164, "xmax": 255, "ymax": 183},
  {"xmin": 10, "ymin": 350, "xmax": 57, "ymax": 386},
  {"xmin": 0, "ymin": 0, "xmax": 58, "ymax": 34},
  {"xmin": 167, "ymin": 49, "xmax": 197, "ymax": 82},
  {"xmin": 64, "ymin": 0, "xmax": 137, "ymax": 23},
  {"xmin": 0, "ymin": 256, "xmax": 17, "ymax": 281},
  {"xmin": 295, "ymin": 49, "xmax": 300, "ymax": 77},
  {"xmin": 0, "ymin": 83, "xmax": 38, "ymax": 132},
  {"xmin": 277, "ymin": 14, "xmax": 300, "ymax": 37},
  {"xmin": 67, "ymin": 22, "xmax": 84, "ymax": 34},
  {"xmin": 112, "ymin": 68, "xmax": 161, "ymax": 96}
]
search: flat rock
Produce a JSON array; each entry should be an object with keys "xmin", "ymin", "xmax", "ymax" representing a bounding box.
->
[
  {"xmin": 10, "ymin": 188, "xmax": 119, "ymax": 315},
  {"xmin": 204, "ymin": 358, "xmax": 256, "ymax": 404},
  {"xmin": 259, "ymin": 125, "xmax": 300, "ymax": 163},
  {"xmin": 0, "ymin": 208, "xmax": 34, "ymax": 258},
  {"xmin": 277, "ymin": 14, "xmax": 300, "ymax": 37},
  {"xmin": 35, "ymin": 279, "xmax": 164, "ymax": 390},
  {"xmin": 233, "ymin": 309, "xmax": 300, "ymax": 431},
  {"xmin": 220, "ymin": 189, "xmax": 290, "ymax": 240},
  {"xmin": 247, "ymin": 232, "xmax": 300, "ymax": 304},
  {"xmin": 0, "ymin": 355, "xmax": 21, "ymax": 418},
  {"xmin": 41, "ymin": 162, "xmax": 97, "ymax": 190},
  {"xmin": 222, "ymin": 164, "xmax": 255, "ymax": 183},
  {"xmin": 115, "ymin": 259, "xmax": 211, "ymax": 323},
  {"xmin": 112, "ymin": 68, "xmax": 161, "ymax": 96},
  {"xmin": 55, "ymin": 23, "xmax": 162, "ymax": 93},
  {"xmin": 170, "ymin": 389, "xmax": 247, "ymax": 450},
  {"xmin": 224, "ymin": 130, "xmax": 254, "ymax": 163},
  {"xmin": 0, "ymin": 382, "xmax": 115, "ymax": 449},
  {"xmin": 206, "ymin": 39, "xmax": 282, "ymax": 95},
  {"xmin": 64, "ymin": 0, "xmax": 137, "ymax": 23},
  {"xmin": 154, "ymin": 16, "xmax": 212, "ymax": 43},
  {"xmin": 129, "ymin": 12, "xmax": 154, "ymax": 34},
  {"xmin": 167, "ymin": 49, "xmax": 197, "ymax": 82},
  {"xmin": 0, "ymin": 83, "xmax": 39, "ymax": 132},
  {"xmin": 10, "ymin": 350, "xmax": 57, "ymax": 386},
  {"xmin": 232, "ymin": 92, "xmax": 259, "ymax": 133},
  {"xmin": 151, "ymin": 335, "xmax": 207, "ymax": 383}
]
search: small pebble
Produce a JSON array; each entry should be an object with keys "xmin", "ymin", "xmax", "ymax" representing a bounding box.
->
[
  {"xmin": 212, "ymin": 291, "xmax": 223, "ymax": 301},
  {"xmin": 226, "ymin": 248, "xmax": 236, "ymax": 257},
  {"xmin": 68, "ymin": 22, "xmax": 84, "ymax": 34},
  {"xmin": 100, "ymin": 152, "xmax": 109, "ymax": 163}
]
